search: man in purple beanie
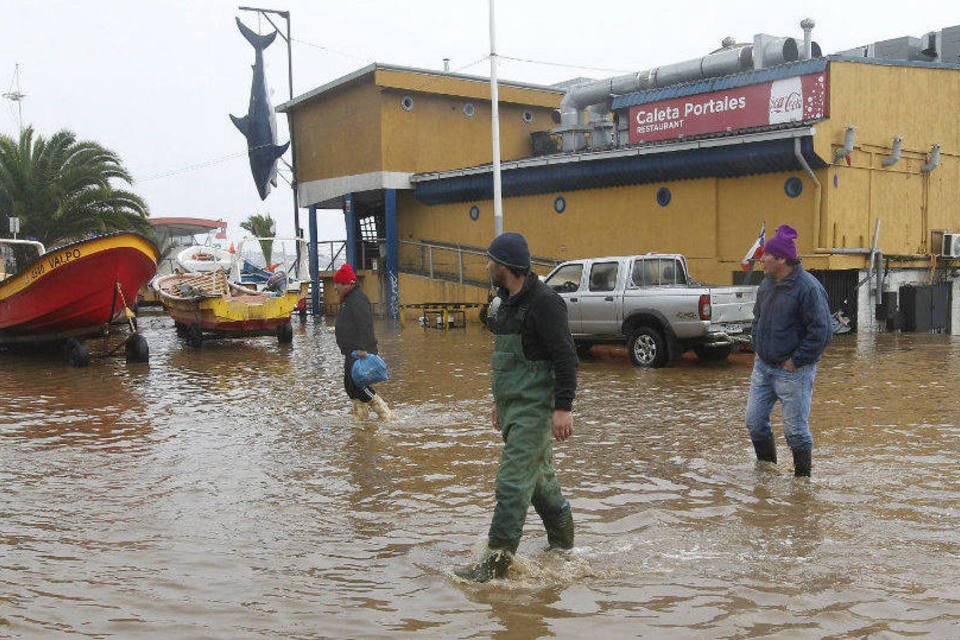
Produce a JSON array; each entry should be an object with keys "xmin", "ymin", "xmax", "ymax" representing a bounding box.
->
[{"xmin": 745, "ymin": 224, "xmax": 832, "ymax": 477}]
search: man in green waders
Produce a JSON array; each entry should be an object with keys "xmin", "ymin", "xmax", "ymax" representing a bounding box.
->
[{"xmin": 455, "ymin": 232, "xmax": 578, "ymax": 583}]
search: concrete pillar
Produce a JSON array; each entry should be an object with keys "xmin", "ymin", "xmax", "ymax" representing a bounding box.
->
[
  {"xmin": 344, "ymin": 193, "xmax": 357, "ymax": 268},
  {"xmin": 308, "ymin": 205, "xmax": 320, "ymax": 316},
  {"xmin": 385, "ymin": 188, "xmax": 399, "ymax": 319}
]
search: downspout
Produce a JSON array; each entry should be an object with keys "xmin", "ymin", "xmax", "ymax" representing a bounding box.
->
[
  {"xmin": 881, "ymin": 136, "xmax": 902, "ymax": 167},
  {"xmin": 921, "ymin": 143, "xmax": 941, "ymax": 172},
  {"xmin": 920, "ymin": 144, "xmax": 941, "ymax": 252},
  {"xmin": 794, "ymin": 137, "xmax": 826, "ymax": 252},
  {"xmin": 832, "ymin": 125, "xmax": 856, "ymax": 164}
]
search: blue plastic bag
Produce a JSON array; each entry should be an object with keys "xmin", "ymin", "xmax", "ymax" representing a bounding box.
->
[{"xmin": 351, "ymin": 352, "xmax": 389, "ymax": 387}]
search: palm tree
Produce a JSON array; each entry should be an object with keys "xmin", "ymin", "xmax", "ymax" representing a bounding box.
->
[
  {"xmin": 240, "ymin": 213, "xmax": 275, "ymax": 265},
  {"xmin": 0, "ymin": 127, "xmax": 150, "ymax": 247}
]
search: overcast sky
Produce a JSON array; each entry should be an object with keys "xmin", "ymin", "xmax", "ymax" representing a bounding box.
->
[{"xmin": 3, "ymin": 0, "xmax": 958, "ymax": 245}]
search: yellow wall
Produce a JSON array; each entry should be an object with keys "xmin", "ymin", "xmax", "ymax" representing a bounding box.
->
[
  {"xmin": 291, "ymin": 81, "xmax": 383, "ymax": 184},
  {"xmin": 288, "ymin": 68, "xmax": 562, "ymax": 183},
  {"xmin": 380, "ymin": 89, "xmax": 555, "ymax": 172},
  {"xmin": 398, "ymin": 170, "xmax": 819, "ymax": 285},
  {"xmin": 815, "ymin": 61, "xmax": 960, "ymax": 255}
]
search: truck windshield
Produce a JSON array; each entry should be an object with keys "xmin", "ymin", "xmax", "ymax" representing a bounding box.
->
[{"xmin": 545, "ymin": 263, "xmax": 583, "ymax": 293}]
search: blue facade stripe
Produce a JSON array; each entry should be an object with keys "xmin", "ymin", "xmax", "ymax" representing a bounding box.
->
[
  {"xmin": 611, "ymin": 58, "xmax": 829, "ymax": 110},
  {"xmin": 414, "ymin": 137, "xmax": 826, "ymax": 205}
]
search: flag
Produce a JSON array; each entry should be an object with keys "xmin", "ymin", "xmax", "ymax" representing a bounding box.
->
[{"xmin": 741, "ymin": 223, "xmax": 766, "ymax": 272}]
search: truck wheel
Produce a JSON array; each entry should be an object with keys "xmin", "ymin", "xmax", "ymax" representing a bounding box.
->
[
  {"xmin": 575, "ymin": 341, "xmax": 593, "ymax": 359},
  {"xmin": 694, "ymin": 344, "xmax": 733, "ymax": 363},
  {"xmin": 628, "ymin": 327, "xmax": 668, "ymax": 368}
]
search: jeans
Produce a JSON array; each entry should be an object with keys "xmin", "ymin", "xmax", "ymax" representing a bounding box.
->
[{"xmin": 745, "ymin": 357, "xmax": 816, "ymax": 450}]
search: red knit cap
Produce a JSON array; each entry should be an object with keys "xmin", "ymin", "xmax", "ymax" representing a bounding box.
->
[{"xmin": 333, "ymin": 263, "xmax": 357, "ymax": 284}]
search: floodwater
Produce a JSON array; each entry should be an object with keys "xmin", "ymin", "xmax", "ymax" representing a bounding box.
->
[{"xmin": 1, "ymin": 315, "xmax": 959, "ymax": 639}]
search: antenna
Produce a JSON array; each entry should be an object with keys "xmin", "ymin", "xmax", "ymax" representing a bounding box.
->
[{"xmin": 2, "ymin": 64, "xmax": 26, "ymax": 134}]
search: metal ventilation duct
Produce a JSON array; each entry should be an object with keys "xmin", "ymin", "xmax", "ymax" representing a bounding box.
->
[
  {"xmin": 555, "ymin": 28, "xmax": 817, "ymax": 152},
  {"xmin": 834, "ymin": 24, "xmax": 960, "ymax": 63}
]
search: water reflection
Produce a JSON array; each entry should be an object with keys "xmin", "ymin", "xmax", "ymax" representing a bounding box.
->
[{"xmin": 1, "ymin": 319, "xmax": 958, "ymax": 638}]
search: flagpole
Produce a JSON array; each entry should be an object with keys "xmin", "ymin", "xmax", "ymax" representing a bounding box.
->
[{"xmin": 489, "ymin": 0, "xmax": 503, "ymax": 237}]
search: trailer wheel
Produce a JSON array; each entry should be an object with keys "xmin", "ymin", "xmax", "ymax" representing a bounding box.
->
[
  {"xmin": 628, "ymin": 327, "xmax": 668, "ymax": 368},
  {"xmin": 277, "ymin": 322, "xmax": 293, "ymax": 344},
  {"xmin": 65, "ymin": 338, "xmax": 90, "ymax": 368},
  {"xmin": 174, "ymin": 322, "xmax": 188, "ymax": 337},
  {"xmin": 187, "ymin": 323, "xmax": 203, "ymax": 348},
  {"xmin": 694, "ymin": 344, "xmax": 733, "ymax": 363},
  {"xmin": 125, "ymin": 334, "xmax": 150, "ymax": 363}
]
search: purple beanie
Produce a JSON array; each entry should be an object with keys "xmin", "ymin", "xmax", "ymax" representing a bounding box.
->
[{"xmin": 764, "ymin": 224, "xmax": 799, "ymax": 261}]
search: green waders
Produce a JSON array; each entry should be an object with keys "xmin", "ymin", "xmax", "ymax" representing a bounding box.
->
[{"xmin": 455, "ymin": 332, "xmax": 574, "ymax": 582}]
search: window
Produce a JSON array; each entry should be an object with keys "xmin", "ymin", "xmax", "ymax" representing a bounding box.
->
[
  {"xmin": 588, "ymin": 262, "xmax": 618, "ymax": 292},
  {"xmin": 545, "ymin": 263, "xmax": 583, "ymax": 293},
  {"xmin": 632, "ymin": 258, "xmax": 685, "ymax": 286}
]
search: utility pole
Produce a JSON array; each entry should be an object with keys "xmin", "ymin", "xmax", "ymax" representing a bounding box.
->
[
  {"xmin": 238, "ymin": 6, "xmax": 300, "ymax": 249},
  {"xmin": 3, "ymin": 64, "xmax": 26, "ymax": 134},
  {"xmin": 489, "ymin": 0, "xmax": 503, "ymax": 237}
]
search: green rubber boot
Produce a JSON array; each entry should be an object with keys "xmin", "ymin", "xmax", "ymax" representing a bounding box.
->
[
  {"xmin": 454, "ymin": 548, "xmax": 513, "ymax": 583},
  {"xmin": 544, "ymin": 507, "xmax": 574, "ymax": 551}
]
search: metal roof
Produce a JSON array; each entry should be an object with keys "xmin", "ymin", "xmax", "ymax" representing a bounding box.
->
[
  {"xmin": 277, "ymin": 62, "xmax": 563, "ymax": 112},
  {"xmin": 611, "ymin": 58, "xmax": 829, "ymax": 110},
  {"xmin": 413, "ymin": 127, "xmax": 824, "ymax": 205}
]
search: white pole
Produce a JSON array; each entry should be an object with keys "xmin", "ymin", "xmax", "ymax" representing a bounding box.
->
[{"xmin": 489, "ymin": 0, "xmax": 503, "ymax": 237}]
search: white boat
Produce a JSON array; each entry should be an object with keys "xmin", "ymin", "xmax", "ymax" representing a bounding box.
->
[{"xmin": 176, "ymin": 245, "xmax": 233, "ymax": 273}]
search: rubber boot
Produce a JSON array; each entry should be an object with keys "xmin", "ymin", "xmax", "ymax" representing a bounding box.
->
[
  {"xmin": 453, "ymin": 548, "xmax": 513, "ymax": 583},
  {"xmin": 752, "ymin": 436, "xmax": 777, "ymax": 463},
  {"xmin": 352, "ymin": 399, "xmax": 369, "ymax": 420},
  {"xmin": 792, "ymin": 448, "xmax": 812, "ymax": 477},
  {"xmin": 544, "ymin": 507, "xmax": 574, "ymax": 551},
  {"xmin": 370, "ymin": 394, "xmax": 395, "ymax": 421}
]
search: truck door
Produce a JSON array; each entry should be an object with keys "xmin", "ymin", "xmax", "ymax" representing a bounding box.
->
[
  {"xmin": 579, "ymin": 261, "xmax": 621, "ymax": 336},
  {"xmin": 544, "ymin": 262, "xmax": 585, "ymax": 334}
]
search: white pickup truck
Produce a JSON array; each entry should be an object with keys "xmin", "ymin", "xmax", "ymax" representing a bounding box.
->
[{"xmin": 543, "ymin": 254, "xmax": 757, "ymax": 367}]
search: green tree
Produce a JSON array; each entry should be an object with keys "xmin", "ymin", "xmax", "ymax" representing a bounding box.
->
[
  {"xmin": 240, "ymin": 213, "xmax": 275, "ymax": 265},
  {"xmin": 0, "ymin": 127, "xmax": 151, "ymax": 246}
]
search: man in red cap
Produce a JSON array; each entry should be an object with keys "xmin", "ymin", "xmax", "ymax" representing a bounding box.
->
[{"xmin": 333, "ymin": 263, "xmax": 393, "ymax": 420}]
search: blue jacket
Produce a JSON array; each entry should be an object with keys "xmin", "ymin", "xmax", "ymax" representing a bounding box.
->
[{"xmin": 751, "ymin": 265, "xmax": 832, "ymax": 368}]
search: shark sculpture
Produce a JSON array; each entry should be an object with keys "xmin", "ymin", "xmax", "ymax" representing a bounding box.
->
[{"xmin": 231, "ymin": 18, "xmax": 290, "ymax": 201}]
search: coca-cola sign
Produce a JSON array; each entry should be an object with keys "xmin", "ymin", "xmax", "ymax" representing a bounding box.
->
[{"xmin": 627, "ymin": 71, "xmax": 828, "ymax": 144}]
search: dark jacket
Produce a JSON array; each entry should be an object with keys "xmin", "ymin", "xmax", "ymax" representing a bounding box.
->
[
  {"xmin": 489, "ymin": 273, "xmax": 578, "ymax": 411},
  {"xmin": 752, "ymin": 265, "xmax": 832, "ymax": 368},
  {"xmin": 335, "ymin": 286, "xmax": 378, "ymax": 356}
]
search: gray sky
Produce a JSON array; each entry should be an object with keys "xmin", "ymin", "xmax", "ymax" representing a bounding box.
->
[{"xmin": 2, "ymin": 0, "xmax": 958, "ymax": 245}]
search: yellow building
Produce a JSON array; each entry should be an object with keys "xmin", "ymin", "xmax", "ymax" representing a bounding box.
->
[{"xmin": 280, "ymin": 29, "xmax": 960, "ymax": 333}]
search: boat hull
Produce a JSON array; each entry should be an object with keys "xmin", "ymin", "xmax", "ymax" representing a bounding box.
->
[
  {"xmin": 0, "ymin": 233, "xmax": 160, "ymax": 340},
  {"xmin": 161, "ymin": 290, "xmax": 298, "ymax": 337}
]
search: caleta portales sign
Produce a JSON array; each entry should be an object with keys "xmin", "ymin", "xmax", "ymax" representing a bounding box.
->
[{"xmin": 628, "ymin": 72, "xmax": 828, "ymax": 144}]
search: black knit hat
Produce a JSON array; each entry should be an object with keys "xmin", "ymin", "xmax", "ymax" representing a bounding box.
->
[{"xmin": 487, "ymin": 232, "xmax": 531, "ymax": 270}]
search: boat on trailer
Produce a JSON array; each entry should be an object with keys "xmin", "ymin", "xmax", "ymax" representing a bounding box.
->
[
  {"xmin": 0, "ymin": 232, "xmax": 160, "ymax": 366},
  {"xmin": 153, "ymin": 269, "xmax": 296, "ymax": 347}
]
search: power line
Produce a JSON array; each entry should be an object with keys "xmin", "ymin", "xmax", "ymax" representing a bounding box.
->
[{"xmin": 499, "ymin": 54, "xmax": 634, "ymax": 75}]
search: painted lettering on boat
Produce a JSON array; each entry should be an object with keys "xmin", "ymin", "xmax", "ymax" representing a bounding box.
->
[
  {"xmin": 23, "ymin": 262, "xmax": 45, "ymax": 286},
  {"xmin": 47, "ymin": 247, "xmax": 82, "ymax": 271},
  {"xmin": 21, "ymin": 247, "xmax": 83, "ymax": 286}
]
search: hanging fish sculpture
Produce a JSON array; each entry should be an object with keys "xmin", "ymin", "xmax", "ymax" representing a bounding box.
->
[{"xmin": 231, "ymin": 17, "xmax": 290, "ymax": 200}]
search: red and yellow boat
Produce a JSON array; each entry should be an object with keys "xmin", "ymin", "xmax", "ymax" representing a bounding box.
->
[
  {"xmin": 153, "ymin": 270, "xmax": 296, "ymax": 346},
  {"xmin": 0, "ymin": 232, "xmax": 160, "ymax": 355}
]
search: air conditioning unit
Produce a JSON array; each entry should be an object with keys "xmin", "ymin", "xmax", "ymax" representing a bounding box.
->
[{"xmin": 943, "ymin": 233, "xmax": 960, "ymax": 258}]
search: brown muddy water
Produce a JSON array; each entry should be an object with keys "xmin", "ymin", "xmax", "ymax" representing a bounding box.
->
[{"xmin": 1, "ymin": 314, "xmax": 959, "ymax": 639}]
